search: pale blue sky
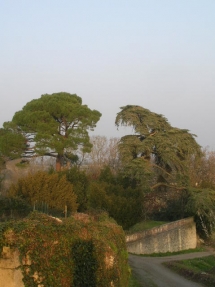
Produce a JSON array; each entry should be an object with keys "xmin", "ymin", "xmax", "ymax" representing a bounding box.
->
[{"xmin": 1, "ymin": 1, "xmax": 215, "ymax": 149}]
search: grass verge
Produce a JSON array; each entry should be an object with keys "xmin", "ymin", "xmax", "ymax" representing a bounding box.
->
[
  {"xmin": 164, "ymin": 255, "xmax": 215, "ymax": 287},
  {"xmin": 132, "ymin": 247, "xmax": 205, "ymax": 257},
  {"xmin": 126, "ymin": 220, "xmax": 168, "ymax": 234},
  {"xmin": 128, "ymin": 273, "xmax": 142, "ymax": 287}
]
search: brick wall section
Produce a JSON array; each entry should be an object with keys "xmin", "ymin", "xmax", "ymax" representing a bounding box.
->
[{"xmin": 126, "ymin": 217, "xmax": 197, "ymax": 254}]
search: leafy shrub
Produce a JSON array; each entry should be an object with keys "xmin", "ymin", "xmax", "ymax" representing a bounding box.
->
[
  {"xmin": 150, "ymin": 189, "xmax": 190, "ymax": 221},
  {"xmin": 88, "ymin": 181, "xmax": 143, "ymax": 229},
  {"xmin": 8, "ymin": 171, "xmax": 78, "ymax": 215},
  {"xmin": 0, "ymin": 196, "xmax": 31, "ymax": 220},
  {"xmin": 63, "ymin": 167, "xmax": 89, "ymax": 212}
]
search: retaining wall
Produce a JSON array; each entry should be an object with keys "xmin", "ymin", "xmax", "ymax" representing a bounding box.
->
[{"xmin": 126, "ymin": 217, "xmax": 197, "ymax": 254}]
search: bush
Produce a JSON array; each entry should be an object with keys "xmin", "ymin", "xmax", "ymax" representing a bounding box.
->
[
  {"xmin": 149, "ymin": 189, "xmax": 190, "ymax": 221},
  {"xmin": 63, "ymin": 167, "xmax": 89, "ymax": 212},
  {"xmin": 8, "ymin": 171, "xmax": 78, "ymax": 216},
  {"xmin": 88, "ymin": 182, "xmax": 143, "ymax": 229},
  {"xmin": 0, "ymin": 196, "xmax": 31, "ymax": 220}
]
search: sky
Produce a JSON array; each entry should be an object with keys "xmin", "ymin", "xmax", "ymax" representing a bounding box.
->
[{"xmin": 1, "ymin": 0, "xmax": 215, "ymax": 149}]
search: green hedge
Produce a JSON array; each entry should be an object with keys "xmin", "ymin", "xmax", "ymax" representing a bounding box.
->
[
  {"xmin": 0, "ymin": 196, "xmax": 31, "ymax": 221},
  {"xmin": 0, "ymin": 212, "xmax": 129, "ymax": 287}
]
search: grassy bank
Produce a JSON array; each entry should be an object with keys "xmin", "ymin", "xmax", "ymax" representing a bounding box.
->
[
  {"xmin": 164, "ymin": 255, "xmax": 215, "ymax": 287},
  {"xmin": 133, "ymin": 247, "xmax": 205, "ymax": 257},
  {"xmin": 129, "ymin": 273, "xmax": 142, "ymax": 287},
  {"xmin": 126, "ymin": 220, "xmax": 168, "ymax": 234}
]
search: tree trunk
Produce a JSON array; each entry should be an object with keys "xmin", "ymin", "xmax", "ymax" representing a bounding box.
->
[
  {"xmin": 56, "ymin": 154, "xmax": 63, "ymax": 172},
  {"xmin": 65, "ymin": 205, "xmax": 67, "ymax": 218}
]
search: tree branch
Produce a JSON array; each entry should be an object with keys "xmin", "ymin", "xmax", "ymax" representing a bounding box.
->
[{"xmin": 151, "ymin": 182, "xmax": 186, "ymax": 190}]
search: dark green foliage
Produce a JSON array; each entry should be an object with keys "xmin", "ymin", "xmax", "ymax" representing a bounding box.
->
[
  {"xmin": 63, "ymin": 167, "xmax": 89, "ymax": 212},
  {"xmin": 115, "ymin": 105, "xmax": 201, "ymax": 191},
  {"xmin": 0, "ymin": 196, "xmax": 31, "ymax": 221},
  {"xmin": 92, "ymin": 167, "xmax": 144, "ymax": 229},
  {"xmin": 99, "ymin": 166, "xmax": 116, "ymax": 184},
  {"xmin": 141, "ymin": 186, "xmax": 215, "ymax": 238},
  {"xmin": 185, "ymin": 188, "xmax": 215, "ymax": 238},
  {"xmin": 99, "ymin": 166, "xmax": 139, "ymax": 190},
  {"xmin": 88, "ymin": 179, "xmax": 143, "ymax": 230},
  {"xmin": 0, "ymin": 126, "xmax": 26, "ymax": 159},
  {"xmin": 108, "ymin": 191, "xmax": 143, "ymax": 229},
  {"xmin": 151, "ymin": 189, "xmax": 191, "ymax": 221},
  {"xmin": 72, "ymin": 240, "xmax": 97, "ymax": 287},
  {"xmin": 1, "ymin": 93, "xmax": 101, "ymax": 170},
  {"xmin": 88, "ymin": 182, "xmax": 109, "ymax": 211}
]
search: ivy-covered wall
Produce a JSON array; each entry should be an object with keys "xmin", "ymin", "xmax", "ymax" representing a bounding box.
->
[{"xmin": 0, "ymin": 212, "xmax": 129, "ymax": 287}]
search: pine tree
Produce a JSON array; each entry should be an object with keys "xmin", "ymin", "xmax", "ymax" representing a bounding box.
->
[{"xmin": 115, "ymin": 105, "xmax": 202, "ymax": 190}]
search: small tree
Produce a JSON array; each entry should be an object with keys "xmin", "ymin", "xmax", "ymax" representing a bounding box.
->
[
  {"xmin": 63, "ymin": 166, "xmax": 89, "ymax": 212},
  {"xmin": 9, "ymin": 171, "xmax": 78, "ymax": 215},
  {"xmin": 88, "ymin": 167, "xmax": 144, "ymax": 229}
]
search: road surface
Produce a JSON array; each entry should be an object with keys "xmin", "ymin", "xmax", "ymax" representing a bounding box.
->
[{"xmin": 129, "ymin": 251, "xmax": 215, "ymax": 287}]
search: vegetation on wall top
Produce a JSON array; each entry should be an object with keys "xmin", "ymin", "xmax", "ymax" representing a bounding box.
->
[{"xmin": 0, "ymin": 211, "xmax": 129, "ymax": 287}]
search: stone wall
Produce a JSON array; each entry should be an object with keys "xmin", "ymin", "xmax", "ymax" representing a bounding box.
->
[
  {"xmin": 126, "ymin": 217, "xmax": 197, "ymax": 254},
  {"xmin": 0, "ymin": 213, "xmax": 128, "ymax": 287},
  {"xmin": 0, "ymin": 247, "xmax": 23, "ymax": 287}
]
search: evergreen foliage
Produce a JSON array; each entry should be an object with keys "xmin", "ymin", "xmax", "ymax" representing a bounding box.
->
[
  {"xmin": 0, "ymin": 196, "xmax": 31, "ymax": 220},
  {"xmin": 185, "ymin": 188, "xmax": 215, "ymax": 238},
  {"xmin": 148, "ymin": 189, "xmax": 191, "ymax": 221},
  {"xmin": 8, "ymin": 171, "xmax": 78, "ymax": 215},
  {"xmin": 0, "ymin": 126, "xmax": 26, "ymax": 159},
  {"xmin": 2, "ymin": 92, "xmax": 101, "ymax": 170},
  {"xmin": 88, "ymin": 167, "xmax": 144, "ymax": 229},
  {"xmin": 115, "ymin": 105, "xmax": 201, "ymax": 191},
  {"xmin": 63, "ymin": 166, "xmax": 89, "ymax": 212}
]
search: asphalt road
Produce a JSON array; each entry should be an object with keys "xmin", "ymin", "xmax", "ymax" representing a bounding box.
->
[{"xmin": 129, "ymin": 251, "xmax": 215, "ymax": 287}]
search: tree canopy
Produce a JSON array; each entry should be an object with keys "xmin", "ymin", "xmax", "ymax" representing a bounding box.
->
[
  {"xmin": 0, "ymin": 125, "xmax": 26, "ymax": 160},
  {"xmin": 115, "ymin": 105, "xmax": 202, "ymax": 190},
  {"xmin": 2, "ymin": 92, "xmax": 101, "ymax": 170}
]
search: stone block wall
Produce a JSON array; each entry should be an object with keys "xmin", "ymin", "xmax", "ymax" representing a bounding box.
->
[
  {"xmin": 126, "ymin": 217, "xmax": 197, "ymax": 254},
  {"xmin": 0, "ymin": 247, "xmax": 23, "ymax": 287}
]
